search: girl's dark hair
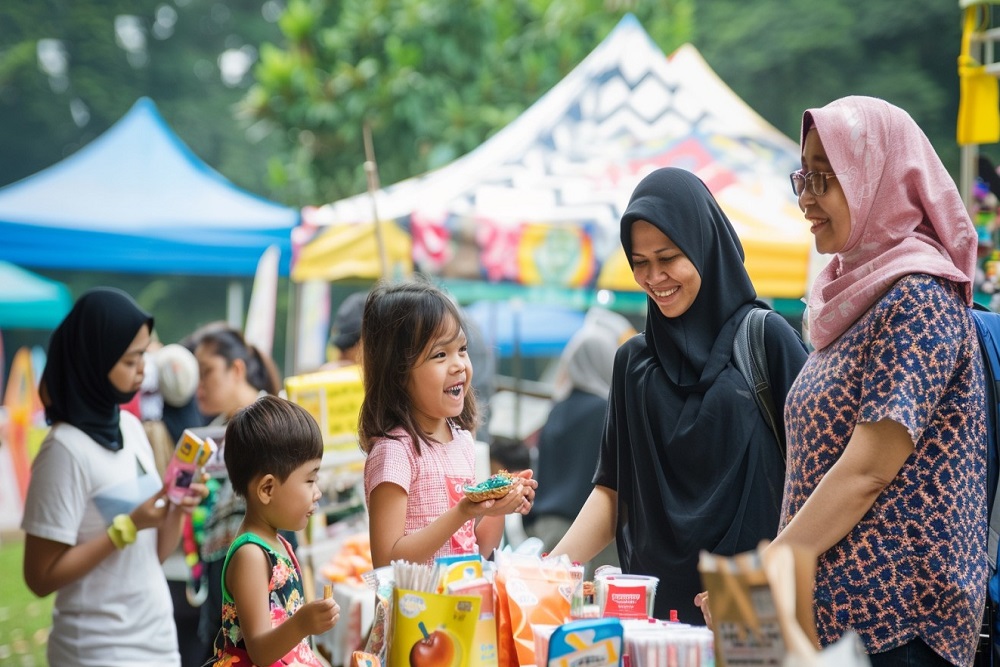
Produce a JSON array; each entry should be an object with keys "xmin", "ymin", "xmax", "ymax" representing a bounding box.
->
[
  {"xmin": 197, "ymin": 326, "xmax": 281, "ymax": 395},
  {"xmin": 224, "ymin": 395, "xmax": 324, "ymax": 498},
  {"xmin": 358, "ymin": 277, "xmax": 479, "ymax": 455}
]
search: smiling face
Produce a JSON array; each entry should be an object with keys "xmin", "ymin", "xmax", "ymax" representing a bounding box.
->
[
  {"xmin": 630, "ymin": 220, "xmax": 702, "ymax": 318},
  {"xmin": 800, "ymin": 128, "xmax": 852, "ymax": 254},
  {"xmin": 406, "ymin": 316, "xmax": 473, "ymax": 441},
  {"xmin": 108, "ymin": 323, "xmax": 151, "ymax": 395}
]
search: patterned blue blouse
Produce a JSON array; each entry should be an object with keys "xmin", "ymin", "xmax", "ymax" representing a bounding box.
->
[{"xmin": 781, "ymin": 274, "xmax": 986, "ymax": 665}]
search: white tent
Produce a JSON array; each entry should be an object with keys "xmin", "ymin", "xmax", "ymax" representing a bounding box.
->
[{"xmin": 296, "ymin": 15, "xmax": 811, "ymax": 301}]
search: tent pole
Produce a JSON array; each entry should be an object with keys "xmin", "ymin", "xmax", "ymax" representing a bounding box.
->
[
  {"xmin": 960, "ymin": 144, "xmax": 978, "ymax": 211},
  {"xmin": 512, "ymin": 302, "xmax": 522, "ymax": 440},
  {"xmin": 285, "ymin": 278, "xmax": 298, "ymax": 376},
  {"xmin": 227, "ymin": 280, "xmax": 244, "ymax": 329},
  {"xmin": 363, "ymin": 122, "xmax": 390, "ymax": 279}
]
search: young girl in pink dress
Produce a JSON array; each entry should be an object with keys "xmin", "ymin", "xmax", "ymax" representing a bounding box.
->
[{"xmin": 360, "ymin": 278, "xmax": 538, "ymax": 568}]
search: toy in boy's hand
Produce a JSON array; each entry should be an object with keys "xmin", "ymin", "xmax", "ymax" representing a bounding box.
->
[
  {"xmin": 463, "ymin": 470, "xmax": 516, "ymax": 502},
  {"xmin": 165, "ymin": 430, "xmax": 216, "ymax": 504}
]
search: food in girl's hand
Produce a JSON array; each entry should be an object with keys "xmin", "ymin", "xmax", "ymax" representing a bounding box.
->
[{"xmin": 463, "ymin": 470, "xmax": 516, "ymax": 502}]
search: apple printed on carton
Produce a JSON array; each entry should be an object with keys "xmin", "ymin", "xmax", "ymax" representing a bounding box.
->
[
  {"xmin": 410, "ymin": 621, "xmax": 459, "ymax": 667},
  {"xmin": 390, "ymin": 588, "xmax": 480, "ymax": 667}
]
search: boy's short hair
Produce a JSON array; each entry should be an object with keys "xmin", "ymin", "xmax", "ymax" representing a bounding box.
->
[{"xmin": 224, "ymin": 395, "xmax": 324, "ymax": 498}]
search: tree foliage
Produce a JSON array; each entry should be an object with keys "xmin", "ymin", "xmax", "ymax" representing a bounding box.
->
[
  {"xmin": 244, "ymin": 0, "xmax": 971, "ymax": 203},
  {"xmin": 0, "ymin": 0, "xmax": 285, "ymax": 195},
  {"xmin": 242, "ymin": 0, "xmax": 695, "ymax": 205},
  {"xmin": 691, "ymin": 0, "xmax": 965, "ymax": 170}
]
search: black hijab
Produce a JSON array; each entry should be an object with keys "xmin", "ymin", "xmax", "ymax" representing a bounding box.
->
[
  {"xmin": 600, "ymin": 167, "xmax": 788, "ymax": 622},
  {"xmin": 620, "ymin": 167, "xmax": 757, "ymax": 389},
  {"xmin": 42, "ymin": 287, "xmax": 154, "ymax": 452}
]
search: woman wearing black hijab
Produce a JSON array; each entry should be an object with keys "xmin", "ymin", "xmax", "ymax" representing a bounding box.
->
[
  {"xmin": 21, "ymin": 287, "xmax": 203, "ymax": 667},
  {"xmin": 550, "ymin": 168, "xmax": 808, "ymax": 623}
]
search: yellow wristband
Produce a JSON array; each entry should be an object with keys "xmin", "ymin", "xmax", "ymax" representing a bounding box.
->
[{"xmin": 107, "ymin": 514, "xmax": 137, "ymax": 549}]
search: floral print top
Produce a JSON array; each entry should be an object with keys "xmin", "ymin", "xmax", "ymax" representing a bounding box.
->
[{"xmin": 212, "ymin": 532, "xmax": 323, "ymax": 667}]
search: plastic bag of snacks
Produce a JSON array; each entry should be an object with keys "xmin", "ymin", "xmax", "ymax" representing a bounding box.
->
[
  {"xmin": 593, "ymin": 573, "xmax": 658, "ymax": 620},
  {"xmin": 362, "ymin": 568, "xmax": 393, "ymax": 667},
  {"xmin": 494, "ymin": 552, "xmax": 578, "ymax": 667}
]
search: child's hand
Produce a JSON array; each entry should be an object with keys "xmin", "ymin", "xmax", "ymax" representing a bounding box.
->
[
  {"xmin": 295, "ymin": 598, "xmax": 340, "ymax": 636},
  {"xmin": 462, "ymin": 483, "xmax": 526, "ymax": 518}
]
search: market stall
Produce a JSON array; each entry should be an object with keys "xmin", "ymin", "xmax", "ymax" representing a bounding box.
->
[
  {"xmin": 292, "ymin": 17, "xmax": 811, "ymax": 304},
  {"xmin": 0, "ymin": 97, "xmax": 299, "ymax": 278}
]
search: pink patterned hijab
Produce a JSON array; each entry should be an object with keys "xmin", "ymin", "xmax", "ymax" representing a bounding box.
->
[{"xmin": 804, "ymin": 96, "xmax": 977, "ymax": 350}]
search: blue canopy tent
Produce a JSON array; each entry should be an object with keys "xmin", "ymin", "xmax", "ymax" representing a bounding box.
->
[
  {"xmin": 0, "ymin": 97, "xmax": 298, "ymax": 276},
  {"xmin": 0, "ymin": 262, "xmax": 71, "ymax": 329}
]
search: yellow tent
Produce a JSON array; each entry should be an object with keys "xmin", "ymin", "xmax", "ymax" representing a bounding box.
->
[{"xmin": 291, "ymin": 217, "xmax": 412, "ymax": 283}]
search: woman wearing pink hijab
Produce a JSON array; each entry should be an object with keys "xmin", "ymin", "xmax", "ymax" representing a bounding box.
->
[
  {"xmin": 700, "ymin": 96, "xmax": 986, "ymax": 665},
  {"xmin": 791, "ymin": 97, "xmax": 985, "ymax": 664}
]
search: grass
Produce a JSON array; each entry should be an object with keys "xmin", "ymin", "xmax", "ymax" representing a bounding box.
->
[{"xmin": 0, "ymin": 531, "xmax": 52, "ymax": 666}]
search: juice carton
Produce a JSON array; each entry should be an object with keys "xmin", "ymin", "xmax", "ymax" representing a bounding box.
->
[
  {"xmin": 436, "ymin": 553, "xmax": 483, "ymax": 593},
  {"xmin": 447, "ymin": 577, "xmax": 498, "ymax": 667},
  {"xmin": 542, "ymin": 618, "xmax": 623, "ymax": 667},
  {"xmin": 389, "ymin": 589, "xmax": 480, "ymax": 667},
  {"xmin": 165, "ymin": 430, "xmax": 215, "ymax": 504}
]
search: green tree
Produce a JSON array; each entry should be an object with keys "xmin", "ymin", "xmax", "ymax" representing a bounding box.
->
[
  {"xmin": 692, "ymin": 1, "xmax": 967, "ymax": 172},
  {"xmin": 246, "ymin": 0, "xmax": 976, "ymax": 200},
  {"xmin": 242, "ymin": 0, "xmax": 695, "ymax": 206},
  {"xmin": 0, "ymin": 0, "xmax": 285, "ymax": 196},
  {"xmin": 0, "ymin": 1, "xmax": 294, "ymax": 372}
]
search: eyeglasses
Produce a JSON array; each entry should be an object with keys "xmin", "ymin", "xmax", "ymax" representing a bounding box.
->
[{"xmin": 790, "ymin": 170, "xmax": 838, "ymax": 197}]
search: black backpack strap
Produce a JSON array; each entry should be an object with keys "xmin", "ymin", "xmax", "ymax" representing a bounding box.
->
[{"xmin": 733, "ymin": 308, "xmax": 786, "ymax": 461}]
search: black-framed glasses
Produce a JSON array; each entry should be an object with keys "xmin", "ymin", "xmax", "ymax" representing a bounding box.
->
[{"xmin": 790, "ymin": 170, "xmax": 838, "ymax": 197}]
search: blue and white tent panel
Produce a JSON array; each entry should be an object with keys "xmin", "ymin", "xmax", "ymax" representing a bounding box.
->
[{"xmin": 0, "ymin": 98, "xmax": 298, "ymax": 276}]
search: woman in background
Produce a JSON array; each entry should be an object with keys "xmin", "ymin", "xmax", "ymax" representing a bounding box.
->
[{"xmin": 526, "ymin": 320, "xmax": 624, "ymax": 577}]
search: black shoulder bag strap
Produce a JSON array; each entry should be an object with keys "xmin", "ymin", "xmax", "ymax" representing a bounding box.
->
[{"xmin": 732, "ymin": 308, "xmax": 786, "ymax": 461}]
